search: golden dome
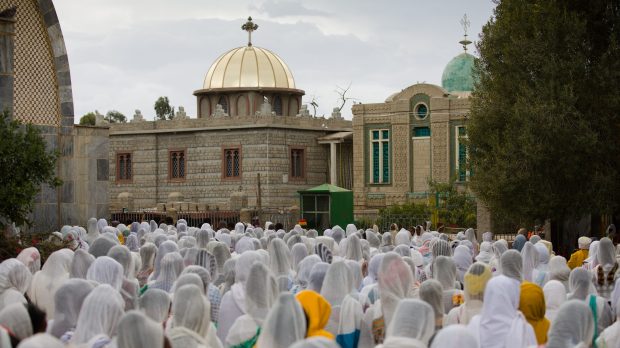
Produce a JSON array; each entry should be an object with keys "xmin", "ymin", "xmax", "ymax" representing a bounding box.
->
[{"xmin": 203, "ymin": 46, "xmax": 296, "ymax": 90}]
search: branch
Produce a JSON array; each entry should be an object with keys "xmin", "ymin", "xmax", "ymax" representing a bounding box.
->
[{"xmin": 335, "ymin": 82, "xmax": 358, "ymax": 112}]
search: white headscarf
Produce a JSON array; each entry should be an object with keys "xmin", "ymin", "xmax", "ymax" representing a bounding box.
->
[
  {"xmin": 151, "ymin": 241, "xmax": 179, "ymax": 279},
  {"xmin": 291, "ymin": 243, "xmax": 309, "ymax": 272},
  {"xmin": 295, "ymin": 255, "xmax": 322, "ymax": 291},
  {"xmin": 268, "ymin": 239, "xmax": 293, "ymax": 291},
  {"xmin": 473, "ymin": 275, "xmax": 537, "ymax": 348},
  {"xmin": 548, "ymin": 256, "xmax": 570, "ymax": 291},
  {"xmin": 500, "ymin": 250, "xmax": 523, "ymax": 281},
  {"xmin": 308, "ymin": 262, "xmax": 329, "ymax": 293},
  {"xmin": 0, "ymin": 302, "xmax": 32, "ymax": 340},
  {"xmin": 568, "ymin": 267, "xmax": 595, "ymax": 300},
  {"xmin": 86, "ymin": 256, "xmax": 124, "ymax": 291},
  {"xmin": 14, "ymin": 333, "xmax": 64, "ymax": 348},
  {"xmin": 116, "ymin": 310, "xmax": 164, "ymax": 348},
  {"xmin": 394, "ymin": 230, "xmax": 411, "ymax": 246},
  {"xmin": 430, "ymin": 325, "xmax": 478, "ymax": 348},
  {"xmin": 69, "ymin": 249, "xmax": 95, "ymax": 279},
  {"xmin": 546, "ymin": 300, "xmax": 594, "ymax": 348},
  {"xmin": 256, "ymin": 293, "xmax": 307, "ymax": 348},
  {"xmin": 16, "ymin": 247, "xmax": 41, "ymax": 274},
  {"xmin": 71, "ymin": 284, "xmax": 124, "ymax": 344},
  {"xmin": 453, "ymin": 245, "xmax": 473, "ymax": 284},
  {"xmin": 381, "ymin": 299, "xmax": 434, "ymax": 348},
  {"xmin": 0, "ymin": 258, "xmax": 31, "ymax": 308},
  {"xmin": 49, "ymin": 279, "xmax": 95, "ymax": 338},
  {"xmin": 150, "ymin": 252, "xmax": 184, "ymax": 293},
  {"xmin": 597, "ymin": 237, "xmax": 617, "ymax": 271},
  {"xmin": 362, "ymin": 254, "xmax": 384, "ymax": 287},
  {"xmin": 475, "ymin": 242, "xmax": 493, "ymax": 263},
  {"xmin": 168, "ymin": 284, "xmax": 213, "ymax": 348},
  {"xmin": 543, "ymin": 280, "xmax": 566, "ymax": 323},
  {"xmin": 520, "ymin": 242, "xmax": 538, "ymax": 282},
  {"xmin": 379, "ymin": 253, "xmax": 413, "ymax": 326},
  {"xmin": 584, "ymin": 240, "xmax": 600, "ymax": 270},
  {"xmin": 139, "ymin": 288, "xmax": 171, "ymax": 324},
  {"xmin": 290, "ymin": 337, "xmax": 340, "ymax": 348},
  {"xmin": 321, "ymin": 261, "xmax": 353, "ymax": 307},
  {"xmin": 245, "ymin": 262, "xmax": 278, "ymax": 324},
  {"xmin": 29, "ymin": 248, "xmax": 73, "ymax": 319}
]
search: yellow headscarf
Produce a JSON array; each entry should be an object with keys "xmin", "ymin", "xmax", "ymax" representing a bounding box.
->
[
  {"xmin": 295, "ymin": 290, "xmax": 334, "ymax": 340},
  {"xmin": 519, "ymin": 282, "xmax": 550, "ymax": 345}
]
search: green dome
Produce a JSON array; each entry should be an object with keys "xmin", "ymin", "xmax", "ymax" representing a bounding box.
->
[{"xmin": 441, "ymin": 52, "xmax": 476, "ymax": 93}]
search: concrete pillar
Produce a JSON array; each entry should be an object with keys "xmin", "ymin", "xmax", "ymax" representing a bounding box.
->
[{"xmin": 330, "ymin": 142, "xmax": 337, "ymax": 186}]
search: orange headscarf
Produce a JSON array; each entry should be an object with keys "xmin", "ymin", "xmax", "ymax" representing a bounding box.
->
[
  {"xmin": 295, "ymin": 290, "xmax": 334, "ymax": 340},
  {"xmin": 519, "ymin": 282, "xmax": 550, "ymax": 345}
]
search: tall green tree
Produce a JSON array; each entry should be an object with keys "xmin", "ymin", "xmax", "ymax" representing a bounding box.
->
[
  {"xmin": 468, "ymin": 0, "xmax": 620, "ymax": 251},
  {"xmin": 154, "ymin": 97, "xmax": 175, "ymax": 120},
  {"xmin": 105, "ymin": 110, "xmax": 127, "ymax": 123},
  {"xmin": 0, "ymin": 110, "xmax": 61, "ymax": 229},
  {"xmin": 79, "ymin": 112, "xmax": 96, "ymax": 126}
]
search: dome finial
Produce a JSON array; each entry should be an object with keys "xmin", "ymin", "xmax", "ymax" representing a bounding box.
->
[
  {"xmin": 241, "ymin": 16, "xmax": 259, "ymax": 47},
  {"xmin": 459, "ymin": 13, "xmax": 472, "ymax": 53}
]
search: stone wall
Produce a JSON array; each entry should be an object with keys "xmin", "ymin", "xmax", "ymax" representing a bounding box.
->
[
  {"xmin": 73, "ymin": 125, "xmax": 109, "ymax": 225},
  {"xmin": 109, "ymin": 124, "xmax": 341, "ymax": 212}
]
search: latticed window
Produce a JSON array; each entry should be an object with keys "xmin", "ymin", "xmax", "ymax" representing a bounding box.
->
[
  {"xmin": 369, "ymin": 129, "xmax": 390, "ymax": 184},
  {"xmin": 116, "ymin": 153, "xmax": 132, "ymax": 182},
  {"xmin": 224, "ymin": 148, "xmax": 241, "ymax": 178},
  {"xmin": 291, "ymin": 148, "xmax": 305, "ymax": 178},
  {"xmin": 169, "ymin": 150, "xmax": 186, "ymax": 180},
  {"xmin": 274, "ymin": 96, "xmax": 283, "ymax": 116},
  {"xmin": 456, "ymin": 126, "xmax": 469, "ymax": 182}
]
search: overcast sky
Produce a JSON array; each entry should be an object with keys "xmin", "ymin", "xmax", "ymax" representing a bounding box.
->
[{"xmin": 54, "ymin": 0, "xmax": 496, "ymax": 121}]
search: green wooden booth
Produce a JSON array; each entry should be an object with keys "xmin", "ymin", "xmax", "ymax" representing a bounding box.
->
[{"xmin": 298, "ymin": 184, "xmax": 353, "ymax": 231}]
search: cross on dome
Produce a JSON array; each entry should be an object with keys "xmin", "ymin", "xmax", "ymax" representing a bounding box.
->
[
  {"xmin": 241, "ymin": 16, "xmax": 259, "ymax": 47},
  {"xmin": 459, "ymin": 13, "xmax": 472, "ymax": 53}
]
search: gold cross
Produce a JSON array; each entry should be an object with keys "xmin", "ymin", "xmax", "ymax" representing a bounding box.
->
[{"xmin": 241, "ymin": 16, "xmax": 259, "ymax": 47}]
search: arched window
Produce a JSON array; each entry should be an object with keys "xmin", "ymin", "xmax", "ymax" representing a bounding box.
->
[
  {"xmin": 218, "ymin": 96, "xmax": 228, "ymax": 114},
  {"xmin": 273, "ymin": 95, "xmax": 283, "ymax": 116}
]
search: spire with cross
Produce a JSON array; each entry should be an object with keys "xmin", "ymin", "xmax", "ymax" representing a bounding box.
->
[
  {"xmin": 241, "ymin": 16, "xmax": 259, "ymax": 47},
  {"xmin": 459, "ymin": 14, "xmax": 472, "ymax": 53}
]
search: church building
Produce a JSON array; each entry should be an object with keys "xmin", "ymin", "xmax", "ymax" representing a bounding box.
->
[
  {"xmin": 352, "ymin": 34, "xmax": 476, "ymax": 214},
  {"xmin": 107, "ymin": 18, "xmax": 353, "ymax": 213}
]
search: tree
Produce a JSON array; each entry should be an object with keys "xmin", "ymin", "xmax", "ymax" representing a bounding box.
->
[
  {"xmin": 334, "ymin": 82, "xmax": 358, "ymax": 112},
  {"xmin": 154, "ymin": 97, "xmax": 175, "ymax": 120},
  {"xmin": 468, "ymin": 0, "xmax": 620, "ymax": 252},
  {"xmin": 428, "ymin": 180, "xmax": 477, "ymax": 228},
  {"xmin": 79, "ymin": 112, "xmax": 96, "ymax": 126},
  {"xmin": 105, "ymin": 110, "xmax": 126, "ymax": 123},
  {"xmin": 0, "ymin": 110, "xmax": 61, "ymax": 229}
]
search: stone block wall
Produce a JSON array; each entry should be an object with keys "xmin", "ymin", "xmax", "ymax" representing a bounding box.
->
[
  {"xmin": 351, "ymin": 83, "xmax": 471, "ymax": 212},
  {"xmin": 109, "ymin": 123, "xmax": 340, "ymax": 212},
  {"xmin": 73, "ymin": 125, "xmax": 109, "ymax": 225}
]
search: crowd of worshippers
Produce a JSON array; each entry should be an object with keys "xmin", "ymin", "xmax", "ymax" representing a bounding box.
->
[{"xmin": 0, "ymin": 219, "xmax": 620, "ymax": 348}]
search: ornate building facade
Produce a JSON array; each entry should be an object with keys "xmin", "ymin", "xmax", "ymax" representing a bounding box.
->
[
  {"xmin": 107, "ymin": 18, "xmax": 353, "ymax": 213},
  {"xmin": 352, "ymin": 43, "xmax": 476, "ymax": 213}
]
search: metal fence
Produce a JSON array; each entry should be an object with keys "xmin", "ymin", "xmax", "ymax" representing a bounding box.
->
[{"xmin": 110, "ymin": 210, "xmax": 241, "ymax": 228}]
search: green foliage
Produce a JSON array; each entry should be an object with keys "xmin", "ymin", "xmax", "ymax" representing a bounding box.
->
[
  {"xmin": 0, "ymin": 232, "xmax": 72, "ymax": 263},
  {"xmin": 105, "ymin": 110, "xmax": 127, "ymax": 123},
  {"xmin": 468, "ymin": 0, "xmax": 620, "ymax": 223},
  {"xmin": 428, "ymin": 180, "xmax": 477, "ymax": 228},
  {"xmin": 79, "ymin": 112, "xmax": 96, "ymax": 126},
  {"xmin": 154, "ymin": 96, "xmax": 175, "ymax": 120},
  {"xmin": 377, "ymin": 202, "xmax": 430, "ymax": 232},
  {"xmin": 0, "ymin": 110, "xmax": 61, "ymax": 228}
]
